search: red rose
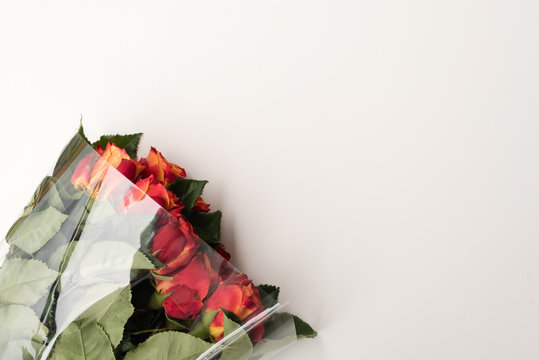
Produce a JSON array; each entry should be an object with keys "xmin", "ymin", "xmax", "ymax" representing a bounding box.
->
[
  {"xmin": 152, "ymin": 214, "xmax": 199, "ymax": 275},
  {"xmin": 140, "ymin": 147, "xmax": 186, "ymax": 187},
  {"xmin": 156, "ymin": 252, "xmax": 219, "ymax": 320},
  {"xmin": 204, "ymin": 274, "xmax": 265, "ymax": 342}
]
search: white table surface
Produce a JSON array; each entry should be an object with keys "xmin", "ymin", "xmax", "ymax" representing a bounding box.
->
[{"xmin": 1, "ymin": 1, "xmax": 539, "ymax": 359}]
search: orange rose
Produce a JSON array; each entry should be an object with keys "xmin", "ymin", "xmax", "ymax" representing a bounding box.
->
[
  {"xmin": 91, "ymin": 143, "xmax": 144, "ymax": 184},
  {"xmin": 151, "ymin": 214, "xmax": 199, "ymax": 275},
  {"xmin": 204, "ymin": 273, "xmax": 265, "ymax": 342},
  {"xmin": 124, "ymin": 175, "xmax": 179, "ymax": 211},
  {"xmin": 72, "ymin": 143, "xmax": 144, "ymax": 199},
  {"xmin": 140, "ymin": 147, "xmax": 186, "ymax": 187},
  {"xmin": 156, "ymin": 252, "xmax": 219, "ymax": 320}
]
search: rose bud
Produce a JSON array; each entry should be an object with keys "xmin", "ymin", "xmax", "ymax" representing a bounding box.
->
[
  {"xmin": 152, "ymin": 214, "xmax": 199, "ymax": 275},
  {"xmin": 156, "ymin": 252, "xmax": 219, "ymax": 320},
  {"xmin": 140, "ymin": 147, "xmax": 186, "ymax": 187},
  {"xmin": 124, "ymin": 175, "xmax": 179, "ymax": 212},
  {"xmin": 71, "ymin": 153, "xmax": 95, "ymax": 190},
  {"xmin": 204, "ymin": 273, "xmax": 265, "ymax": 342},
  {"xmin": 192, "ymin": 197, "xmax": 210, "ymax": 213}
]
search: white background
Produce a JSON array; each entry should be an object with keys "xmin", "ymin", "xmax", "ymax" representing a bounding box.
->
[{"xmin": 1, "ymin": 1, "xmax": 539, "ymax": 359}]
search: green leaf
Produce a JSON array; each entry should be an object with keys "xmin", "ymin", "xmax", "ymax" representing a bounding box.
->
[
  {"xmin": 26, "ymin": 176, "xmax": 64, "ymax": 213},
  {"xmin": 93, "ymin": 133, "xmax": 143, "ymax": 159},
  {"xmin": 78, "ymin": 286, "xmax": 134, "ymax": 347},
  {"xmin": 164, "ymin": 313, "xmax": 189, "ymax": 331},
  {"xmin": 257, "ymin": 284, "xmax": 280, "ymax": 309},
  {"xmin": 78, "ymin": 121, "xmax": 91, "ymax": 144},
  {"xmin": 55, "ymin": 178, "xmax": 85, "ymax": 202},
  {"xmin": 168, "ymin": 179, "xmax": 208, "ymax": 212},
  {"xmin": 189, "ymin": 309, "xmax": 218, "ymax": 340},
  {"xmin": 5, "ymin": 216, "xmax": 28, "ymax": 247},
  {"xmin": 38, "ymin": 181, "xmax": 65, "ymax": 212},
  {"xmin": 263, "ymin": 312, "xmax": 317, "ymax": 340},
  {"xmin": 292, "ymin": 314, "xmax": 317, "ymax": 339},
  {"xmin": 77, "ymin": 241, "xmax": 150, "ymax": 281},
  {"xmin": 124, "ymin": 332, "xmax": 212, "ymax": 360},
  {"xmin": 189, "ymin": 211, "xmax": 222, "ymax": 246},
  {"xmin": 5, "ymin": 176, "xmax": 64, "ymax": 245},
  {"xmin": 132, "ymin": 251, "xmax": 155, "ymax": 270},
  {"xmin": 151, "ymin": 273, "xmax": 173, "ymax": 281},
  {"xmin": 119, "ymin": 340, "xmax": 136, "ymax": 355},
  {"xmin": 86, "ymin": 199, "xmax": 117, "ymax": 224},
  {"xmin": 219, "ymin": 313, "xmax": 253, "ymax": 360},
  {"xmin": 50, "ymin": 320, "xmax": 114, "ymax": 360},
  {"xmin": 0, "ymin": 258, "xmax": 57, "ymax": 306},
  {"xmin": 8, "ymin": 207, "xmax": 68, "ymax": 254},
  {"xmin": 46, "ymin": 239, "xmax": 77, "ymax": 273},
  {"xmin": 0, "ymin": 304, "xmax": 48, "ymax": 359},
  {"xmin": 148, "ymin": 291, "xmax": 171, "ymax": 310},
  {"xmin": 139, "ymin": 215, "xmax": 165, "ymax": 269},
  {"xmin": 53, "ymin": 132, "xmax": 87, "ymax": 176}
]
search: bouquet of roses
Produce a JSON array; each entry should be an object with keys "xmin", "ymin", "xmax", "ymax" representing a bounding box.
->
[{"xmin": 0, "ymin": 126, "xmax": 316, "ymax": 360}]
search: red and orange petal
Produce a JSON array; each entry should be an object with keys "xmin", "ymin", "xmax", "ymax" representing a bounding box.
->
[
  {"xmin": 90, "ymin": 142, "xmax": 142, "ymax": 186},
  {"xmin": 162, "ymin": 286, "xmax": 204, "ymax": 320},
  {"xmin": 168, "ymin": 161, "xmax": 186, "ymax": 180},
  {"xmin": 168, "ymin": 205, "xmax": 185, "ymax": 219},
  {"xmin": 204, "ymin": 273, "xmax": 265, "ymax": 322},
  {"xmin": 125, "ymin": 175, "xmax": 178, "ymax": 211},
  {"xmin": 207, "ymin": 309, "xmax": 265, "ymax": 343},
  {"xmin": 156, "ymin": 253, "xmax": 212, "ymax": 298},
  {"xmin": 95, "ymin": 144, "xmax": 106, "ymax": 156},
  {"xmin": 140, "ymin": 147, "xmax": 186, "ymax": 186},
  {"xmin": 71, "ymin": 153, "xmax": 94, "ymax": 190},
  {"xmin": 152, "ymin": 215, "xmax": 199, "ymax": 275},
  {"xmin": 115, "ymin": 158, "xmax": 138, "ymax": 181},
  {"xmin": 249, "ymin": 324, "xmax": 265, "ymax": 343},
  {"xmin": 157, "ymin": 252, "xmax": 220, "ymax": 320},
  {"xmin": 193, "ymin": 197, "xmax": 210, "ymax": 213},
  {"xmin": 238, "ymin": 277, "xmax": 264, "ymax": 320},
  {"xmin": 204, "ymin": 283, "xmax": 244, "ymax": 316},
  {"xmin": 201, "ymin": 251, "xmax": 221, "ymax": 287},
  {"xmin": 209, "ymin": 310, "xmax": 225, "ymax": 342},
  {"xmin": 97, "ymin": 142, "xmax": 131, "ymax": 168}
]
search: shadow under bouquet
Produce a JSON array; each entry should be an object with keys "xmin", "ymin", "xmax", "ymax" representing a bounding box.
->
[{"xmin": 0, "ymin": 126, "xmax": 316, "ymax": 359}]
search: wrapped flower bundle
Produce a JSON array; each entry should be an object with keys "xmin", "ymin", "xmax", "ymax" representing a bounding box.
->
[{"xmin": 0, "ymin": 127, "xmax": 316, "ymax": 359}]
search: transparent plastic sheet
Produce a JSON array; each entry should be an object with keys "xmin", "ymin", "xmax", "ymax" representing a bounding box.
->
[{"xmin": 0, "ymin": 134, "xmax": 297, "ymax": 359}]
